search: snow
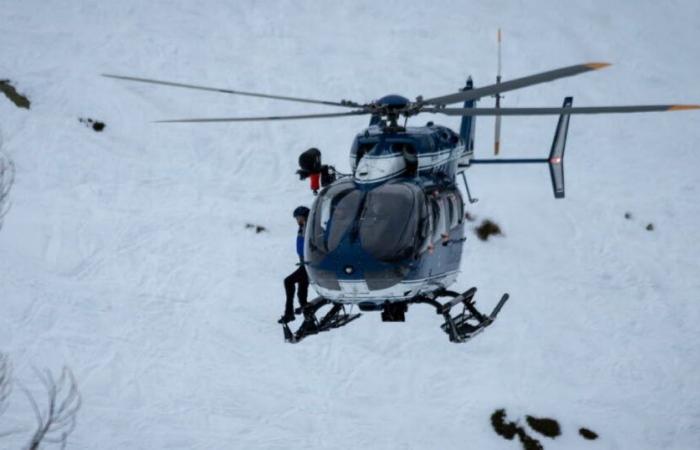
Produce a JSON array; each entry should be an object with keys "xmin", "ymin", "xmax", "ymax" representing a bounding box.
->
[{"xmin": 1, "ymin": 0, "xmax": 699, "ymax": 448}]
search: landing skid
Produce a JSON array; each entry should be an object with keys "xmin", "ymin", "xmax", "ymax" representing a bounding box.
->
[
  {"xmin": 280, "ymin": 288, "xmax": 508, "ymax": 344},
  {"xmin": 414, "ymin": 287, "xmax": 509, "ymax": 343},
  {"xmin": 282, "ymin": 297, "xmax": 361, "ymax": 343}
]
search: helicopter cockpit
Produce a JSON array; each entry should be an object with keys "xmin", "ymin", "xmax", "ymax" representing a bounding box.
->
[{"xmin": 306, "ymin": 177, "xmax": 464, "ymax": 293}]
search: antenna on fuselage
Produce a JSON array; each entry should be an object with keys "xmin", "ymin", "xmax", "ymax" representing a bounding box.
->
[{"xmin": 494, "ymin": 28, "xmax": 503, "ymax": 155}]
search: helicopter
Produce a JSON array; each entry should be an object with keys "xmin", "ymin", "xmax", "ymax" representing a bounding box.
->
[{"xmin": 104, "ymin": 61, "xmax": 699, "ymax": 343}]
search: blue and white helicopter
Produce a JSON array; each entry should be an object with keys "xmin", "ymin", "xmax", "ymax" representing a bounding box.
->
[{"xmin": 105, "ymin": 62, "xmax": 699, "ymax": 343}]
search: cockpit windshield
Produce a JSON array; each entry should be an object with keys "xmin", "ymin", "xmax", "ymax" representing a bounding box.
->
[
  {"xmin": 359, "ymin": 183, "xmax": 425, "ymax": 262},
  {"xmin": 308, "ymin": 180, "xmax": 427, "ymax": 263}
]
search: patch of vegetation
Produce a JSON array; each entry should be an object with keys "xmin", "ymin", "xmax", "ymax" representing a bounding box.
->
[
  {"xmin": 526, "ymin": 415, "xmax": 561, "ymax": 438},
  {"xmin": 475, "ymin": 219, "xmax": 502, "ymax": 241},
  {"xmin": 492, "ymin": 410, "xmax": 599, "ymax": 448},
  {"xmin": 491, "ymin": 409, "xmax": 518, "ymax": 440},
  {"xmin": 579, "ymin": 428, "xmax": 598, "ymax": 440},
  {"xmin": 491, "ymin": 409, "xmax": 543, "ymax": 450},
  {"xmin": 0, "ymin": 80, "xmax": 30, "ymax": 109},
  {"xmin": 517, "ymin": 428, "xmax": 544, "ymax": 450},
  {"xmin": 646, "ymin": 223, "xmax": 654, "ymax": 231},
  {"xmin": 245, "ymin": 223, "xmax": 267, "ymax": 233},
  {"xmin": 624, "ymin": 212, "xmax": 632, "ymax": 219},
  {"xmin": 79, "ymin": 117, "xmax": 106, "ymax": 132}
]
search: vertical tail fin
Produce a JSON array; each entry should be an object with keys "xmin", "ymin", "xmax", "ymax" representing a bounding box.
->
[{"xmin": 548, "ymin": 96, "xmax": 573, "ymax": 198}]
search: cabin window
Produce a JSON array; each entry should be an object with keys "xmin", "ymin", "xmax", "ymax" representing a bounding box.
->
[
  {"xmin": 446, "ymin": 191, "xmax": 463, "ymax": 228},
  {"xmin": 431, "ymin": 196, "xmax": 449, "ymax": 241},
  {"xmin": 427, "ymin": 189, "xmax": 463, "ymax": 242}
]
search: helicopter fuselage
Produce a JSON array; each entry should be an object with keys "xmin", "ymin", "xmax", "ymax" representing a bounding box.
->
[{"xmin": 305, "ymin": 124, "xmax": 471, "ymax": 306}]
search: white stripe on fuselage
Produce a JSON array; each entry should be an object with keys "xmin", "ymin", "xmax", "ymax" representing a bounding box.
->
[
  {"xmin": 311, "ymin": 270, "xmax": 460, "ymax": 303},
  {"xmin": 354, "ymin": 148, "xmax": 462, "ymax": 184}
]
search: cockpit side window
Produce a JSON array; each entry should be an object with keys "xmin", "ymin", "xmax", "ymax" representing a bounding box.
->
[
  {"xmin": 391, "ymin": 142, "xmax": 418, "ymax": 176},
  {"xmin": 355, "ymin": 142, "xmax": 376, "ymax": 166},
  {"xmin": 309, "ymin": 180, "xmax": 355, "ymax": 255},
  {"xmin": 326, "ymin": 189, "xmax": 364, "ymax": 251}
]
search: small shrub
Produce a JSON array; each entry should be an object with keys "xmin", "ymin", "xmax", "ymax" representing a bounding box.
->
[
  {"xmin": 0, "ymin": 80, "xmax": 30, "ymax": 109},
  {"xmin": 491, "ymin": 409, "xmax": 518, "ymax": 440},
  {"xmin": 245, "ymin": 223, "xmax": 267, "ymax": 233},
  {"xmin": 579, "ymin": 427, "xmax": 598, "ymax": 440},
  {"xmin": 475, "ymin": 219, "xmax": 502, "ymax": 241},
  {"xmin": 78, "ymin": 117, "xmax": 106, "ymax": 132},
  {"xmin": 526, "ymin": 415, "xmax": 561, "ymax": 438}
]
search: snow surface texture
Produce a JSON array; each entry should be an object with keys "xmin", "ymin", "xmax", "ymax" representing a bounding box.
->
[{"xmin": 1, "ymin": 1, "xmax": 700, "ymax": 449}]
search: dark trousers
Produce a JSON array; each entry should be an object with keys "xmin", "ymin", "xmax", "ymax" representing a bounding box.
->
[{"xmin": 284, "ymin": 265, "xmax": 309, "ymax": 315}]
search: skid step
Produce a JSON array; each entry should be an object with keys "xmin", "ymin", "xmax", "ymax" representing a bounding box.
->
[{"xmin": 284, "ymin": 298, "xmax": 361, "ymax": 343}]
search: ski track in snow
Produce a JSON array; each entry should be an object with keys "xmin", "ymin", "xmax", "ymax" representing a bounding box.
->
[{"xmin": 1, "ymin": 1, "xmax": 700, "ymax": 449}]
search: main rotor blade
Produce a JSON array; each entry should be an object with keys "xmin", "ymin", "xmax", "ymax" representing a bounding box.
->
[
  {"xmin": 155, "ymin": 110, "xmax": 370, "ymax": 123},
  {"xmin": 425, "ymin": 104, "xmax": 700, "ymax": 116},
  {"xmin": 102, "ymin": 74, "xmax": 361, "ymax": 108},
  {"xmin": 421, "ymin": 62, "xmax": 611, "ymax": 106}
]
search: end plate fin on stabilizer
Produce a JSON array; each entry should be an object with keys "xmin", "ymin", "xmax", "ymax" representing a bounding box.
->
[{"xmin": 548, "ymin": 96, "xmax": 573, "ymax": 199}]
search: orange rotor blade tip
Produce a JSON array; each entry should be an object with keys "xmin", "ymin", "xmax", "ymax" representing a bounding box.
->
[
  {"xmin": 585, "ymin": 62, "xmax": 612, "ymax": 70},
  {"xmin": 669, "ymin": 104, "xmax": 700, "ymax": 111}
]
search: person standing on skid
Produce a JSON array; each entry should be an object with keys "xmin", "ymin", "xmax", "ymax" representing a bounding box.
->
[{"xmin": 278, "ymin": 206, "xmax": 310, "ymax": 324}]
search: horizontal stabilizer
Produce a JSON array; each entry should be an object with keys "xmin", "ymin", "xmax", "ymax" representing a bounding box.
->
[{"xmin": 469, "ymin": 97, "xmax": 573, "ymax": 199}]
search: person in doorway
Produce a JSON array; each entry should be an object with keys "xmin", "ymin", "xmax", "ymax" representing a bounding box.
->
[{"xmin": 278, "ymin": 206, "xmax": 310, "ymax": 324}]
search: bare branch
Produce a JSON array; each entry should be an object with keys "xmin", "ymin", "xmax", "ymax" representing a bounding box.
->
[
  {"xmin": 23, "ymin": 367, "xmax": 81, "ymax": 450},
  {"xmin": 0, "ymin": 151, "xmax": 15, "ymax": 229},
  {"xmin": 0, "ymin": 354, "xmax": 30, "ymax": 440},
  {"xmin": 0, "ymin": 353, "xmax": 12, "ymax": 417}
]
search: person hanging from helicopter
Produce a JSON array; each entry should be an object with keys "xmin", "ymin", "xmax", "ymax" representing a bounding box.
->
[{"xmin": 278, "ymin": 205, "xmax": 311, "ymax": 324}]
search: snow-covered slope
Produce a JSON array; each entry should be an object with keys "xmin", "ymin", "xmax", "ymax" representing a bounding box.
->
[{"xmin": 1, "ymin": 1, "xmax": 699, "ymax": 449}]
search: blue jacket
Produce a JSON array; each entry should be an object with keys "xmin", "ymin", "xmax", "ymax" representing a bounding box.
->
[{"xmin": 296, "ymin": 224, "xmax": 305, "ymax": 261}]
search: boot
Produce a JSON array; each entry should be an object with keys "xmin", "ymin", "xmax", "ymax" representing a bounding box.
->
[{"xmin": 278, "ymin": 312, "xmax": 295, "ymax": 324}]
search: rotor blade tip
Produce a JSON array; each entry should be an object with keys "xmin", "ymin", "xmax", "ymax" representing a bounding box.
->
[
  {"xmin": 585, "ymin": 62, "xmax": 612, "ymax": 70},
  {"xmin": 668, "ymin": 104, "xmax": 700, "ymax": 111}
]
